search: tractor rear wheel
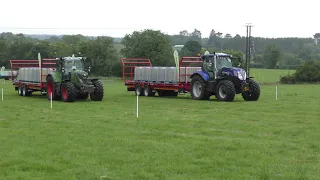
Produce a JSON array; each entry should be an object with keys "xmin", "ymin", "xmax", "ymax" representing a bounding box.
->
[
  {"xmin": 90, "ymin": 80, "xmax": 104, "ymax": 101},
  {"xmin": 215, "ymin": 80, "xmax": 236, "ymax": 102},
  {"xmin": 61, "ymin": 81, "xmax": 77, "ymax": 102},
  {"xmin": 242, "ymin": 79, "xmax": 260, "ymax": 101},
  {"xmin": 190, "ymin": 75, "xmax": 210, "ymax": 100},
  {"xmin": 46, "ymin": 76, "xmax": 60, "ymax": 100}
]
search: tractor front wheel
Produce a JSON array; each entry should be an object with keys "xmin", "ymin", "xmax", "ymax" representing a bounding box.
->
[
  {"xmin": 90, "ymin": 80, "xmax": 104, "ymax": 101},
  {"xmin": 190, "ymin": 75, "xmax": 210, "ymax": 100},
  {"xmin": 242, "ymin": 79, "xmax": 260, "ymax": 101},
  {"xmin": 215, "ymin": 80, "xmax": 236, "ymax": 102},
  {"xmin": 61, "ymin": 81, "xmax": 77, "ymax": 102}
]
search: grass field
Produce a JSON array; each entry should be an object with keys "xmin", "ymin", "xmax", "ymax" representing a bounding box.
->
[
  {"xmin": 0, "ymin": 69, "xmax": 319, "ymax": 180},
  {"xmin": 250, "ymin": 68, "xmax": 295, "ymax": 84}
]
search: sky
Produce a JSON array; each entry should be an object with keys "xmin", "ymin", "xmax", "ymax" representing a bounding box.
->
[{"xmin": 0, "ymin": 0, "xmax": 318, "ymax": 38}]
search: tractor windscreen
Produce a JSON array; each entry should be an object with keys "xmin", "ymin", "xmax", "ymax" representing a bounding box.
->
[
  {"xmin": 216, "ymin": 57, "xmax": 232, "ymax": 69},
  {"xmin": 64, "ymin": 59, "xmax": 84, "ymax": 72}
]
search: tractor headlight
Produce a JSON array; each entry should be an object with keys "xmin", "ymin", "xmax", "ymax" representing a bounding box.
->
[{"xmin": 237, "ymin": 71, "xmax": 247, "ymax": 80}]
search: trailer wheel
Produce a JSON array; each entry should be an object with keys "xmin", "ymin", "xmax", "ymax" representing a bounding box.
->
[
  {"xmin": 46, "ymin": 76, "xmax": 60, "ymax": 100},
  {"xmin": 90, "ymin": 80, "xmax": 104, "ymax": 101},
  {"xmin": 135, "ymin": 84, "xmax": 144, "ymax": 96},
  {"xmin": 22, "ymin": 85, "xmax": 31, "ymax": 96},
  {"xmin": 144, "ymin": 85, "xmax": 155, "ymax": 97},
  {"xmin": 215, "ymin": 80, "xmax": 236, "ymax": 102},
  {"xmin": 242, "ymin": 79, "xmax": 260, "ymax": 101},
  {"xmin": 18, "ymin": 86, "xmax": 23, "ymax": 96},
  {"xmin": 61, "ymin": 81, "xmax": 77, "ymax": 102},
  {"xmin": 190, "ymin": 75, "xmax": 210, "ymax": 100}
]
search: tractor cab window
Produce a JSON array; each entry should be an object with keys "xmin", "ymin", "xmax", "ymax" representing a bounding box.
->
[
  {"xmin": 202, "ymin": 56, "xmax": 213, "ymax": 72},
  {"xmin": 216, "ymin": 57, "xmax": 232, "ymax": 69},
  {"xmin": 64, "ymin": 60, "xmax": 84, "ymax": 73}
]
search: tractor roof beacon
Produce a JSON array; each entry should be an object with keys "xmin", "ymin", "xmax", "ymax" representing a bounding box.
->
[{"xmin": 190, "ymin": 52, "xmax": 260, "ymax": 102}]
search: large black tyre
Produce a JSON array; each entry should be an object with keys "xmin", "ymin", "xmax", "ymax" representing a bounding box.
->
[
  {"xmin": 46, "ymin": 76, "xmax": 60, "ymax": 100},
  {"xmin": 22, "ymin": 85, "xmax": 31, "ymax": 96},
  {"xmin": 18, "ymin": 86, "xmax": 23, "ymax": 96},
  {"xmin": 242, "ymin": 79, "xmax": 260, "ymax": 101},
  {"xmin": 61, "ymin": 81, "xmax": 77, "ymax": 102},
  {"xmin": 190, "ymin": 75, "xmax": 210, "ymax": 100},
  {"xmin": 143, "ymin": 85, "xmax": 155, "ymax": 97},
  {"xmin": 135, "ymin": 84, "xmax": 144, "ymax": 96},
  {"xmin": 215, "ymin": 80, "xmax": 236, "ymax": 102},
  {"xmin": 90, "ymin": 80, "xmax": 104, "ymax": 101}
]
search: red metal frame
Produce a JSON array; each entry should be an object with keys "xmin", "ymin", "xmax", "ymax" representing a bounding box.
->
[
  {"xmin": 121, "ymin": 56, "xmax": 202, "ymax": 92},
  {"xmin": 121, "ymin": 58, "xmax": 152, "ymax": 83},
  {"xmin": 10, "ymin": 58, "xmax": 58, "ymax": 90}
]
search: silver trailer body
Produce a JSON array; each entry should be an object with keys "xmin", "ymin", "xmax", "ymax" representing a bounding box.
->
[
  {"xmin": 0, "ymin": 71, "xmax": 17, "ymax": 77},
  {"xmin": 17, "ymin": 68, "xmax": 54, "ymax": 83},
  {"xmin": 134, "ymin": 67, "xmax": 201, "ymax": 83}
]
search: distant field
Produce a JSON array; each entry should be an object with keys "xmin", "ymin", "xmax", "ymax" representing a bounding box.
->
[
  {"xmin": 249, "ymin": 68, "xmax": 295, "ymax": 84},
  {"xmin": 0, "ymin": 78, "xmax": 319, "ymax": 179}
]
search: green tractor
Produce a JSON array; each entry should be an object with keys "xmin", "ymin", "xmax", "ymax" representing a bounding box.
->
[{"xmin": 46, "ymin": 54, "xmax": 104, "ymax": 102}]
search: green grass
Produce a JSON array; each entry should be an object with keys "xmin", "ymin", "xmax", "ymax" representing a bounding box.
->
[
  {"xmin": 250, "ymin": 68, "xmax": 295, "ymax": 84},
  {"xmin": 0, "ymin": 70, "xmax": 319, "ymax": 179}
]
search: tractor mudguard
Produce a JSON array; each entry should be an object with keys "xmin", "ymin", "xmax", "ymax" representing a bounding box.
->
[
  {"xmin": 190, "ymin": 70, "xmax": 210, "ymax": 81},
  {"xmin": 47, "ymin": 72, "xmax": 62, "ymax": 83}
]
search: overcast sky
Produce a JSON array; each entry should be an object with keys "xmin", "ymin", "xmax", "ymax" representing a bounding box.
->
[{"xmin": 0, "ymin": 0, "xmax": 318, "ymax": 38}]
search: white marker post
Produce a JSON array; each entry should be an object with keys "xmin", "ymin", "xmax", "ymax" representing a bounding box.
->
[
  {"xmin": 276, "ymin": 86, "xmax": 278, "ymax": 100},
  {"xmin": 136, "ymin": 91, "xmax": 140, "ymax": 118},
  {"xmin": 50, "ymin": 92, "xmax": 53, "ymax": 108},
  {"xmin": 1, "ymin": 88, "xmax": 3, "ymax": 102}
]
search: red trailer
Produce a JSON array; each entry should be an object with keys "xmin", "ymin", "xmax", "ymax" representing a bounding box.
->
[
  {"xmin": 121, "ymin": 56, "xmax": 202, "ymax": 97},
  {"xmin": 10, "ymin": 58, "xmax": 58, "ymax": 96}
]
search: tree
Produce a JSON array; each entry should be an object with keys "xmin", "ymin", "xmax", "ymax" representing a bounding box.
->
[
  {"xmin": 220, "ymin": 49, "xmax": 244, "ymax": 67},
  {"xmin": 224, "ymin": 33, "xmax": 232, "ymax": 38},
  {"xmin": 179, "ymin": 30, "xmax": 189, "ymax": 37},
  {"xmin": 80, "ymin": 36, "xmax": 119, "ymax": 76},
  {"xmin": 207, "ymin": 29, "xmax": 216, "ymax": 46},
  {"xmin": 263, "ymin": 44, "xmax": 281, "ymax": 69},
  {"xmin": 180, "ymin": 40, "xmax": 202, "ymax": 57},
  {"xmin": 121, "ymin": 29, "xmax": 174, "ymax": 66}
]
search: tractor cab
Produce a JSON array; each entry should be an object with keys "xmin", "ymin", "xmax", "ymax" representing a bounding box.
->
[
  {"xmin": 201, "ymin": 52, "xmax": 236, "ymax": 80},
  {"xmin": 59, "ymin": 55, "xmax": 89, "ymax": 74}
]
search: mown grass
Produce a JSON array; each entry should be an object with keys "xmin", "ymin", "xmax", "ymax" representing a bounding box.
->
[
  {"xmin": 0, "ymin": 70, "xmax": 319, "ymax": 179},
  {"xmin": 250, "ymin": 68, "xmax": 295, "ymax": 84}
]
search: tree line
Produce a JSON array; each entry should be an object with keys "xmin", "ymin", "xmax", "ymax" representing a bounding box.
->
[{"xmin": 0, "ymin": 29, "xmax": 319, "ymax": 77}]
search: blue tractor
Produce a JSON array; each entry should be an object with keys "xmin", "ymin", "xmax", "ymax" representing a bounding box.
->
[{"xmin": 190, "ymin": 52, "xmax": 260, "ymax": 102}]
